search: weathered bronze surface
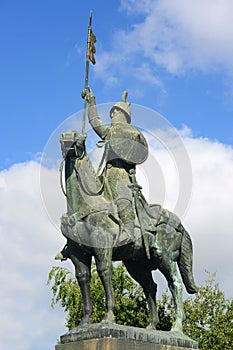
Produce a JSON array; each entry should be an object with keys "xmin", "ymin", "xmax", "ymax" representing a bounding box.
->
[{"xmin": 56, "ymin": 89, "xmax": 197, "ymax": 340}]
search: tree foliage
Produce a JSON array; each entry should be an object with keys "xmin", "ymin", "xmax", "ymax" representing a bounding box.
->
[
  {"xmin": 47, "ymin": 266, "xmax": 83, "ymax": 330},
  {"xmin": 47, "ymin": 263, "xmax": 150, "ymax": 329},
  {"xmin": 183, "ymin": 272, "xmax": 233, "ymax": 350},
  {"xmin": 47, "ymin": 265, "xmax": 232, "ymax": 350},
  {"xmin": 152, "ymin": 271, "xmax": 233, "ymax": 350}
]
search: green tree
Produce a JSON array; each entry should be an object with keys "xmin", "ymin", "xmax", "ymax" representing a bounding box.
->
[
  {"xmin": 183, "ymin": 272, "xmax": 233, "ymax": 350},
  {"xmin": 47, "ymin": 265, "xmax": 232, "ymax": 350},
  {"xmin": 47, "ymin": 266, "xmax": 83, "ymax": 330},
  {"xmin": 159, "ymin": 271, "xmax": 233, "ymax": 350},
  {"xmin": 47, "ymin": 263, "xmax": 152, "ymax": 329}
]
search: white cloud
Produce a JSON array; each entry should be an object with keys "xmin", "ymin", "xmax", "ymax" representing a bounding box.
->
[
  {"xmin": 96, "ymin": 0, "xmax": 233, "ymax": 80},
  {"xmin": 0, "ymin": 161, "xmax": 69, "ymax": 350},
  {"xmin": 0, "ymin": 133, "xmax": 233, "ymax": 348},
  {"xmin": 181, "ymin": 137, "xmax": 233, "ymax": 297},
  {"xmin": 137, "ymin": 129, "xmax": 233, "ymax": 299}
]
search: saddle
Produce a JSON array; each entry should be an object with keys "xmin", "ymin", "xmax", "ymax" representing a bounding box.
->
[
  {"xmin": 61, "ymin": 195, "xmax": 180, "ymax": 250},
  {"xmin": 138, "ymin": 196, "xmax": 181, "ymax": 232}
]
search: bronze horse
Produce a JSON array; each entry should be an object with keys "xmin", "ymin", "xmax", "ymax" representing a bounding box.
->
[{"xmin": 56, "ymin": 130, "xmax": 197, "ymax": 332}]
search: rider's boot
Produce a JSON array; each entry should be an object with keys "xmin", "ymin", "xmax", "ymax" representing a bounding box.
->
[
  {"xmin": 117, "ymin": 198, "xmax": 140, "ymax": 248},
  {"xmin": 122, "ymin": 221, "xmax": 140, "ymax": 248}
]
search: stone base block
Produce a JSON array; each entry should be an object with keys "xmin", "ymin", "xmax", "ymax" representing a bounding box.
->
[{"xmin": 55, "ymin": 323, "xmax": 199, "ymax": 350}]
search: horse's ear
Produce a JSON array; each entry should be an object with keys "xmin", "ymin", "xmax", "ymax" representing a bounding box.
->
[{"xmin": 81, "ymin": 133, "xmax": 87, "ymax": 143}]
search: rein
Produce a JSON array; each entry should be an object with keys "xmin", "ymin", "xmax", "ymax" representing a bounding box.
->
[
  {"xmin": 60, "ymin": 141, "xmax": 105, "ymax": 197},
  {"xmin": 59, "ymin": 158, "xmax": 67, "ymax": 197},
  {"xmin": 59, "ymin": 143, "xmax": 85, "ymax": 198}
]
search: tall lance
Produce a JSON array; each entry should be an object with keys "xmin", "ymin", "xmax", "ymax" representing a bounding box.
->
[
  {"xmin": 82, "ymin": 11, "xmax": 96, "ymax": 135},
  {"xmin": 59, "ymin": 12, "xmax": 96, "ymax": 198}
]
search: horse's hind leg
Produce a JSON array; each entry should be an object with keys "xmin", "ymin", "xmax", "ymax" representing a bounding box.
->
[
  {"xmin": 159, "ymin": 261, "xmax": 185, "ymax": 332},
  {"xmin": 124, "ymin": 260, "xmax": 159, "ymax": 329}
]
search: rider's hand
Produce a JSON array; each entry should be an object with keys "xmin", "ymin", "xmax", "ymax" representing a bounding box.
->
[{"xmin": 81, "ymin": 87, "xmax": 94, "ymax": 102}]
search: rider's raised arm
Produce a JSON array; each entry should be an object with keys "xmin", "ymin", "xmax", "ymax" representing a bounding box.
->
[{"xmin": 82, "ymin": 89, "xmax": 109, "ymax": 139}]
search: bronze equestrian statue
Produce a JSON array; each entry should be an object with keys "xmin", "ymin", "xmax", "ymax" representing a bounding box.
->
[{"xmin": 55, "ymin": 89, "xmax": 197, "ymax": 332}]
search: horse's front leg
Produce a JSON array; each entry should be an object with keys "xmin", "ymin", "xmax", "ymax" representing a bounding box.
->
[
  {"xmin": 70, "ymin": 248, "xmax": 93, "ymax": 326},
  {"xmin": 55, "ymin": 241, "xmax": 93, "ymax": 326},
  {"xmin": 95, "ymin": 248, "xmax": 116, "ymax": 323}
]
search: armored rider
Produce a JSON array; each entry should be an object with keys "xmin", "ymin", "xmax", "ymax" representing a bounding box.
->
[{"xmin": 81, "ymin": 88, "xmax": 148, "ymax": 245}]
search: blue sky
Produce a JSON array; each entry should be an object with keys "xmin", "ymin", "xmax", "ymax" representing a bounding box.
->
[
  {"xmin": 1, "ymin": 1, "xmax": 233, "ymax": 350},
  {"xmin": 1, "ymin": 0, "xmax": 233, "ymax": 170}
]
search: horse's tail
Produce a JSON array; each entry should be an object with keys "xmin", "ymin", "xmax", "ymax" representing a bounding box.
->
[{"xmin": 177, "ymin": 223, "xmax": 198, "ymax": 294}]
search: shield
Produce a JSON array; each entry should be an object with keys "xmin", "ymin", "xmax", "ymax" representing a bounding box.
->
[{"xmin": 108, "ymin": 124, "xmax": 148, "ymax": 164}]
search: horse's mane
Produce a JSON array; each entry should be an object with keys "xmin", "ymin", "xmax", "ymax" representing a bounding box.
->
[{"xmin": 77, "ymin": 148, "xmax": 103, "ymax": 196}]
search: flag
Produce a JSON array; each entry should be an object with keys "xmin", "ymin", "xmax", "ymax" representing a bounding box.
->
[{"xmin": 88, "ymin": 28, "xmax": 96, "ymax": 65}]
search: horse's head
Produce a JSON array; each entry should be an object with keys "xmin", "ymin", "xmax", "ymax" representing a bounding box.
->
[{"xmin": 60, "ymin": 130, "xmax": 87, "ymax": 159}]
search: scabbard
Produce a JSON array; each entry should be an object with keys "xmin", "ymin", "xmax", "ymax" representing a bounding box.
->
[{"xmin": 129, "ymin": 170, "xmax": 150, "ymax": 260}]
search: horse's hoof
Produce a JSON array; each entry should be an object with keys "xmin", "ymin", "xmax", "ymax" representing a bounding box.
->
[
  {"xmin": 79, "ymin": 316, "xmax": 92, "ymax": 327},
  {"xmin": 171, "ymin": 326, "xmax": 183, "ymax": 334},
  {"xmin": 146, "ymin": 324, "xmax": 156, "ymax": 330},
  {"xmin": 54, "ymin": 252, "xmax": 64, "ymax": 260},
  {"xmin": 101, "ymin": 311, "xmax": 116, "ymax": 324}
]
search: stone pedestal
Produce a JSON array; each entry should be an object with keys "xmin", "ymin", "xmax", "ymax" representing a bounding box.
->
[{"xmin": 55, "ymin": 323, "xmax": 199, "ymax": 350}]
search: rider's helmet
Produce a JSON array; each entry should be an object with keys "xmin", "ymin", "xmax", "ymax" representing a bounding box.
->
[{"xmin": 110, "ymin": 91, "xmax": 131, "ymax": 123}]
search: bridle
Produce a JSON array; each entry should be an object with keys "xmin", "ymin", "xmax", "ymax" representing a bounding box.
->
[
  {"xmin": 60, "ymin": 134, "xmax": 104, "ymax": 197},
  {"xmin": 59, "ymin": 132, "xmax": 86, "ymax": 197}
]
